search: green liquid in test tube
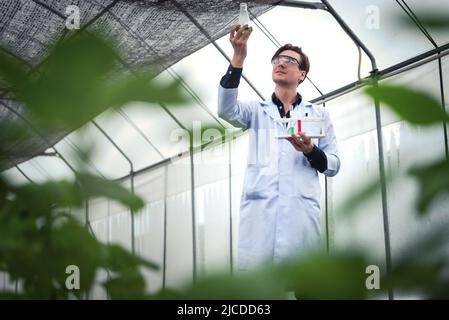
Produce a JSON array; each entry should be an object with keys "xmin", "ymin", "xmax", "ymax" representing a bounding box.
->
[{"xmin": 290, "ymin": 127, "xmax": 294, "ymax": 135}]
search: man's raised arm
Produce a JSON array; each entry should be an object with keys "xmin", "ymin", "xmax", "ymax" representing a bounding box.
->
[{"xmin": 217, "ymin": 24, "xmax": 255, "ymax": 130}]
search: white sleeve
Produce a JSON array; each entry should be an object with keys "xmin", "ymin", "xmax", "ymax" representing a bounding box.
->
[
  {"xmin": 217, "ymin": 84, "xmax": 255, "ymax": 130},
  {"xmin": 319, "ymin": 108, "xmax": 340, "ymax": 177}
]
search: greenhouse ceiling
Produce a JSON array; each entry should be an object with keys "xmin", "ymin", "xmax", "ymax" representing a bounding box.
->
[{"xmin": 0, "ymin": 0, "xmax": 448, "ymax": 181}]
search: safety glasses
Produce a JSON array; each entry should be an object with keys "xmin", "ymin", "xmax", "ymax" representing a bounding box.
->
[{"xmin": 271, "ymin": 55, "xmax": 301, "ymax": 68}]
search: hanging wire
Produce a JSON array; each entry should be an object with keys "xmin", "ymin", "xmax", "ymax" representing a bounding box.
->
[
  {"xmin": 248, "ymin": 9, "xmax": 282, "ymax": 48},
  {"xmin": 396, "ymin": 0, "xmax": 438, "ymax": 48},
  {"xmin": 357, "ymin": 45, "xmax": 362, "ymax": 81}
]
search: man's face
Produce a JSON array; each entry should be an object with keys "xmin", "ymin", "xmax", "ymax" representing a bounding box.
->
[{"xmin": 271, "ymin": 50, "xmax": 306, "ymax": 87}]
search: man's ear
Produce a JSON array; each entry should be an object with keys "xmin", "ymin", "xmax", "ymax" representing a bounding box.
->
[
  {"xmin": 299, "ymin": 72, "xmax": 306, "ymax": 84},
  {"xmin": 297, "ymin": 72, "xmax": 306, "ymax": 86}
]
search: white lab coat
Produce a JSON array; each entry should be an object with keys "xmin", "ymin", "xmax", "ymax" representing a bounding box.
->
[{"xmin": 218, "ymin": 85, "xmax": 340, "ymax": 270}]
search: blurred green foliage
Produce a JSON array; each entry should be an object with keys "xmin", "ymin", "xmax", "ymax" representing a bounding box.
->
[
  {"xmin": 0, "ymin": 30, "xmax": 188, "ymax": 299},
  {"xmin": 0, "ymin": 32, "xmax": 186, "ymax": 129},
  {"xmin": 365, "ymin": 83, "xmax": 449, "ymax": 217},
  {"xmin": 168, "ymin": 77, "xmax": 449, "ymax": 300},
  {"xmin": 0, "ymin": 174, "xmax": 158, "ymax": 299},
  {"xmin": 401, "ymin": 12, "xmax": 449, "ymax": 30},
  {"xmin": 366, "ymin": 85, "xmax": 449, "ymax": 125},
  {"xmin": 169, "ymin": 12, "xmax": 449, "ymax": 300},
  {"xmin": 1, "ymin": 11, "xmax": 449, "ymax": 300}
]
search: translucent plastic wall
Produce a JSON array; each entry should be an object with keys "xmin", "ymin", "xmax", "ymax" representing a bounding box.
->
[
  {"xmin": 77, "ymin": 56, "xmax": 449, "ymax": 300},
  {"xmin": 2, "ymin": 1, "xmax": 449, "ymax": 298},
  {"xmin": 325, "ymin": 56, "xmax": 449, "ymax": 298}
]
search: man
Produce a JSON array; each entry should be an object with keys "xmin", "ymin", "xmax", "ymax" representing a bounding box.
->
[{"xmin": 218, "ymin": 25, "xmax": 340, "ymax": 271}]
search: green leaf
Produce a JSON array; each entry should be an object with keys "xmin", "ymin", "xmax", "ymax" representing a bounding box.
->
[
  {"xmin": 179, "ymin": 250, "xmax": 370, "ymax": 300},
  {"xmin": 76, "ymin": 173, "xmax": 144, "ymax": 212},
  {"xmin": 420, "ymin": 15, "xmax": 449, "ymax": 29},
  {"xmin": 383, "ymin": 223, "xmax": 449, "ymax": 298},
  {"xmin": 21, "ymin": 32, "xmax": 117, "ymax": 128},
  {"xmin": 182, "ymin": 270, "xmax": 286, "ymax": 300},
  {"xmin": 365, "ymin": 84, "xmax": 449, "ymax": 125},
  {"xmin": 47, "ymin": 221, "xmax": 104, "ymax": 298},
  {"xmin": 104, "ymin": 268, "xmax": 148, "ymax": 300},
  {"xmin": 0, "ymin": 31, "xmax": 189, "ymax": 131},
  {"xmin": 401, "ymin": 13, "xmax": 449, "ymax": 29},
  {"xmin": 386, "ymin": 261, "xmax": 445, "ymax": 297},
  {"xmin": 276, "ymin": 251, "xmax": 369, "ymax": 299},
  {"xmin": 409, "ymin": 159, "xmax": 449, "ymax": 214},
  {"xmin": 11, "ymin": 180, "xmax": 82, "ymax": 216},
  {"xmin": 103, "ymin": 244, "xmax": 158, "ymax": 272},
  {"xmin": 0, "ymin": 30, "xmax": 192, "ymax": 300},
  {"xmin": 0, "ymin": 218, "xmax": 104, "ymax": 299},
  {"xmin": 0, "ymin": 50, "xmax": 31, "ymax": 92},
  {"xmin": 0, "ymin": 122, "xmax": 33, "ymax": 162},
  {"xmin": 0, "ymin": 291, "xmax": 25, "ymax": 299},
  {"xmin": 105, "ymin": 73, "xmax": 188, "ymax": 108}
]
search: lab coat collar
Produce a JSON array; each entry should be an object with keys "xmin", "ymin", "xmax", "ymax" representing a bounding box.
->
[
  {"xmin": 260, "ymin": 97, "xmax": 281, "ymax": 121},
  {"xmin": 260, "ymin": 94, "xmax": 312, "ymax": 121}
]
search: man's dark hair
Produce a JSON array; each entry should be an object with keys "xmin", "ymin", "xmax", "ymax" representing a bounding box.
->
[{"xmin": 272, "ymin": 44, "xmax": 310, "ymax": 76}]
